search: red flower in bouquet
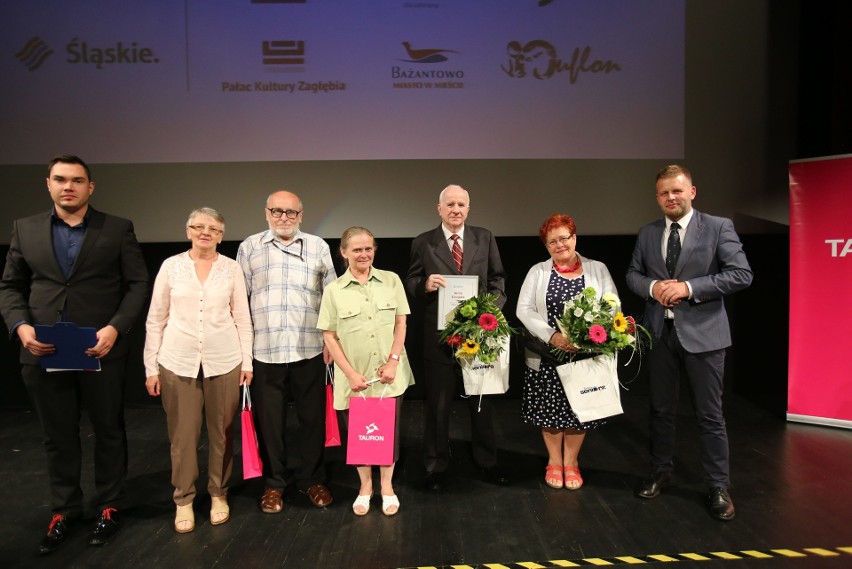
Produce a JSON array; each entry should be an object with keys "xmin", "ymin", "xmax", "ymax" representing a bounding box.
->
[
  {"xmin": 478, "ymin": 313, "xmax": 498, "ymax": 331},
  {"xmin": 446, "ymin": 334, "xmax": 463, "ymax": 348},
  {"xmin": 588, "ymin": 324, "xmax": 607, "ymax": 344},
  {"xmin": 438, "ymin": 293, "xmax": 515, "ymax": 364},
  {"xmin": 626, "ymin": 316, "xmax": 636, "ymax": 334}
]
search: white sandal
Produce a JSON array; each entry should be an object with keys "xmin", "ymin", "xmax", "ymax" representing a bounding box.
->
[
  {"xmin": 381, "ymin": 494, "xmax": 400, "ymax": 516},
  {"xmin": 175, "ymin": 503, "xmax": 195, "ymax": 533},
  {"xmin": 210, "ymin": 496, "xmax": 230, "ymax": 525},
  {"xmin": 352, "ymin": 494, "xmax": 372, "ymax": 516}
]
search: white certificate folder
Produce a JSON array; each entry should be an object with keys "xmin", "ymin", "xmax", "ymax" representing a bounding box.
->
[
  {"xmin": 437, "ymin": 275, "xmax": 479, "ymax": 330},
  {"xmin": 35, "ymin": 322, "xmax": 101, "ymax": 372}
]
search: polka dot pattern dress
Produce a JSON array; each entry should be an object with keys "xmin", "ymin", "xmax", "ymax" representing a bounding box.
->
[{"xmin": 521, "ymin": 269, "xmax": 607, "ymax": 430}]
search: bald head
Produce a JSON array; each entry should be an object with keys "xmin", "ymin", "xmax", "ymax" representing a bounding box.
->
[
  {"xmin": 265, "ymin": 190, "xmax": 304, "ymax": 242},
  {"xmin": 266, "ymin": 190, "xmax": 303, "ymax": 210}
]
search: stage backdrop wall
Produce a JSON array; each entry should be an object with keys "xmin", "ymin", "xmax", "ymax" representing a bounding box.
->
[{"xmin": 788, "ymin": 155, "xmax": 852, "ymax": 429}]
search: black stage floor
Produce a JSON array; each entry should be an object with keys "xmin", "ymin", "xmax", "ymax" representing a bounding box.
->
[{"xmin": 1, "ymin": 394, "xmax": 851, "ymax": 569}]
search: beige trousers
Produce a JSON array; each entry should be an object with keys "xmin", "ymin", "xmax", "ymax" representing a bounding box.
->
[{"xmin": 159, "ymin": 364, "xmax": 241, "ymax": 506}]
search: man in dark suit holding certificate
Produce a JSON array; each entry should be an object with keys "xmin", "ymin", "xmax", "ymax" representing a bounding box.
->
[
  {"xmin": 0, "ymin": 155, "xmax": 148, "ymax": 552},
  {"xmin": 405, "ymin": 184, "xmax": 508, "ymax": 490},
  {"xmin": 626, "ymin": 165, "xmax": 752, "ymax": 521}
]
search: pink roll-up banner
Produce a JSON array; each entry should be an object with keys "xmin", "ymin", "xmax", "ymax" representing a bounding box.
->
[{"xmin": 788, "ymin": 155, "xmax": 852, "ymax": 428}]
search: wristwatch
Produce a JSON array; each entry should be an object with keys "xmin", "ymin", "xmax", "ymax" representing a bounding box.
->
[{"xmin": 388, "ymin": 353, "xmax": 400, "ymax": 362}]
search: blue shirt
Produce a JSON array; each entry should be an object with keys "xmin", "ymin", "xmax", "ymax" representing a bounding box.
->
[{"xmin": 51, "ymin": 209, "xmax": 89, "ymax": 277}]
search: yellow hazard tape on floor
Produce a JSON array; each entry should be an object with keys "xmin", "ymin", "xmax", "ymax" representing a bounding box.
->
[{"xmin": 404, "ymin": 545, "xmax": 852, "ymax": 569}]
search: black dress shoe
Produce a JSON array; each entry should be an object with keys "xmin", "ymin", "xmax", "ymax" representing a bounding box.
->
[
  {"xmin": 635, "ymin": 471, "xmax": 672, "ymax": 499},
  {"xmin": 707, "ymin": 487, "xmax": 736, "ymax": 521},
  {"xmin": 480, "ymin": 466, "xmax": 510, "ymax": 486},
  {"xmin": 424, "ymin": 471, "xmax": 444, "ymax": 491},
  {"xmin": 38, "ymin": 514, "xmax": 74, "ymax": 555},
  {"xmin": 88, "ymin": 508, "xmax": 121, "ymax": 546}
]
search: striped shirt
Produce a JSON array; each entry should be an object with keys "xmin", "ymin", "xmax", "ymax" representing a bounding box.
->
[{"xmin": 237, "ymin": 229, "xmax": 336, "ymax": 363}]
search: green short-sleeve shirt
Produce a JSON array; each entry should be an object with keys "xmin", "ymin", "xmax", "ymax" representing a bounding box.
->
[{"xmin": 317, "ymin": 267, "xmax": 414, "ymax": 409}]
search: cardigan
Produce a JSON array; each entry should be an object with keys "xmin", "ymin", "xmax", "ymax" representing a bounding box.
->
[{"xmin": 516, "ymin": 253, "xmax": 616, "ymax": 371}]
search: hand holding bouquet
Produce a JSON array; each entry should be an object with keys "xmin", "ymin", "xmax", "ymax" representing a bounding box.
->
[
  {"xmin": 553, "ymin": 287, "xmax": 650, "ymax": 359},
  {"xmin": 439, "ymin": 293, "xmax": 515, "ymax": 364}
]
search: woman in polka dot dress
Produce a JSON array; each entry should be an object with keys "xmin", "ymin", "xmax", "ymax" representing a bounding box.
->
[{"xmin": 516, "ymin": 214, "xmax": 617, "ymax": 490}]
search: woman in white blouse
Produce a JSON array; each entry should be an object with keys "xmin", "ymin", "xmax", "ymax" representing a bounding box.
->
[{"xmin": 144, "ymin": 207, "xmax": 253, "ymax": 533}]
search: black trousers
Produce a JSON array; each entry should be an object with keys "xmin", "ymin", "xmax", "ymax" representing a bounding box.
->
[
  {"xmin": 22, "ymin": 360, "xmax": 128, "ymax": 517},
  {"xmin": 252, "ymin": 355, "xmax": 327, "ymax": 491},
  {"xmin": 422, "ymin": 358, "xmax": 498, "ymax": 473},
  {"xmin": 648, "ymin": 320, "xmax": 730, "ymax": 488}
]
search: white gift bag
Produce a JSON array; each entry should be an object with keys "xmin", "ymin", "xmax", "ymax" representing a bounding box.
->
[
  {"xmin": 460, "ymin": 338, "xmax": 510, "ymax": 396},
  {"xmin": 555, "ymin": 354, "xmax": 622, "ymax": 423}
]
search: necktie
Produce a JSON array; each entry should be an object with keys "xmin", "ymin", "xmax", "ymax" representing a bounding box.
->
[
  {"xmin": 666, "ymin": 222, "xmax": 681, "ymax": 278},
  {"xmin": 451, "ymin": 234, "xmax": 463, "ymax": 272}
]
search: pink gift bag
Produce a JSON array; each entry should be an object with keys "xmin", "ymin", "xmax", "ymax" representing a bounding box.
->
[
  {"xmin": 346, "ymin": 393, "xmax": 396, "ymax": 466},
  {"xmin": 241, "ymin": 386, "xmax": 264, "ymax": 479},
  {"xmin": 324, "ymin": 365, "xmax": 342, "ymax": 447}
]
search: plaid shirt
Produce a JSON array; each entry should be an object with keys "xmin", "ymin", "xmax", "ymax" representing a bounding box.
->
[{"xmin": 237, "ymin": 229, "xmax": 336, "ymax": 363}]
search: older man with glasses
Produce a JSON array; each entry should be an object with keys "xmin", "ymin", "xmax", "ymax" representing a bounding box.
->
[{"xmin": 237, "ymin": 191, "xmax": 337, "ymax": 513}]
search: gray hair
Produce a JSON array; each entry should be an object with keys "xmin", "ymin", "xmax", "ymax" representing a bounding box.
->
[
  {"xmin": 438, "ymin": 184, "xmax": 470, "ymax": 205},
  {"xmin": 186, "ymin": 207, "xmax": 225, "ymax": 233}
]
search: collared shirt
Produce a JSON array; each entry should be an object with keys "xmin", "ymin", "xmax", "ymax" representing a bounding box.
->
[
  {"xmin": 144, "ymin": 252, "xmax": 253, "ymax": 378},
  {"xmin": 660, "ymin": 209, "xmax": 694, "ymax": 261},
  {"xmin": 51, "ymin": 209, "xmax": 89, "ymax": 277},
  {"xmin": 317, "ymin": 267, "xmax": 413, "ymax": 409},
  {"xmin": 441, "ymin": 224, "xmax": 465, "ymax": 253},
  {"xmin": 652, "ymin": 209, "xmax": 695, "ymax": 317},
  {"xmin": 237, "ymin": 229, "xmax": 336, "ymax": 363}
]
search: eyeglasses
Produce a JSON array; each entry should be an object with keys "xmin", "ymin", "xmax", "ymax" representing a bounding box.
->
[
  {"xmin": 545, "ymin": 235, "xmax": 574, "ymax": 249},
  {"xmin": 267, "ymin": 208, "xmax": 302, "ymax": 220},
  {"xmin": 187, "ymin": 225, "xmax": 223, "ymax": 235}
]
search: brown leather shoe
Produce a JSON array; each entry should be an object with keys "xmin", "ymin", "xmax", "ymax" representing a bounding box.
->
[
  {"xmin": 260, "ymin": 487, "xmax": 283, "ymax": 514},
  {"xmin": 304, "ymin": 483, "xmax": 333, "ymax": 508}
]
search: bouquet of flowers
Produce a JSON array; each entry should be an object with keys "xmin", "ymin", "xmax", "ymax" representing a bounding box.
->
[
  {"xmin": 554, "ymin": 287, "xmax": 651, "ymax": 359},
  {"xmin": 439, "ymin": 293, "xmax": 515, "ymax": 364}
]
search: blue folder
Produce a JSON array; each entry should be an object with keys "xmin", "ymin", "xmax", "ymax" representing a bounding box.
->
[{"xmin": 34, "ymin": 322, "xmax": 101, "ymax": 372}]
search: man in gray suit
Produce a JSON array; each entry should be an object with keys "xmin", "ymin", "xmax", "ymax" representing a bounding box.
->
[
  {"xmin": 406, "ymin": 184, "xmax": 508, "ymax": 490},
  {"xmin": 626, "ymin": 165, "xmax": 752, "ymax": 520},
  {"xmin": 0, "ymin": 155, "xmax": 149, "ymax": 552}
]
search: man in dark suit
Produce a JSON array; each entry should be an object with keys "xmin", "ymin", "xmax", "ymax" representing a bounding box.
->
[
  {"xmin": 0, "ymin": 155, "xmax": 149, "ymax": 553},
  {"xmin": 405, "ymin": 184, "xmax": 508, "ymax": 490},
  {"xmin": 626, "ymin": 165, "xmax": 752, "ymax": 521}
]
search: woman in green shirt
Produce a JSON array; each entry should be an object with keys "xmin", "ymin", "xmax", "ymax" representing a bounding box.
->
[{"xmin": 317, "ymin": 226, "xmax": 414, "ymax": 517}]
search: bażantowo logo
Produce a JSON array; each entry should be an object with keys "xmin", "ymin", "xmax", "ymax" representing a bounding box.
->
[
  {"xmin": 399, "ymin": 42, "xmax": 459, "ymax": 63},
  {"xmin": 16, "ymin": 36, "xmax": 54, "ymax": 71}
]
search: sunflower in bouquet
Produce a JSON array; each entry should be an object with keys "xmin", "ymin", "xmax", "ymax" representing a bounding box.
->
[
  {"xmin": 553, "ymin": 287, "xmax": 651, "ymax": 359},
  {"xmin": 439, "ymin": 293, "xmax": 515, "ymax": 364}
]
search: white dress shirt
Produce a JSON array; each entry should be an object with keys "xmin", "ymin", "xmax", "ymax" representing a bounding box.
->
[{"xmin": 144, "ymin": 252, "xmax": 253, "ymax": 378}]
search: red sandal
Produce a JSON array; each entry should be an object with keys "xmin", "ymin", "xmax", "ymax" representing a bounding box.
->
[
  {"xmin": 545, "ymin": 465, "xmax": 564, "ymax": 489},
  {"xmin": 563, "ymin": 466, "xmax": 583, "ymax": 490}
]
